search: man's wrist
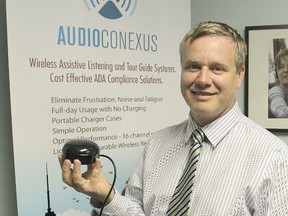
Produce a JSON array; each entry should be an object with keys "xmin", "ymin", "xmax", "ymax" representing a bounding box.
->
[{"xmin": 90, "ymin": 186, "xmax": 116, "ymax": 207}]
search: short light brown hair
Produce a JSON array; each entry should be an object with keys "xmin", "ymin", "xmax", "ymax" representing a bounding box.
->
[{"xmin": 180, "ymin": 21, "xmax": 247, "ymax": 71}]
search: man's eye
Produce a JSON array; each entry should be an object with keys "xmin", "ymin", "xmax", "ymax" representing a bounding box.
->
[
  {"xmin": 212, "ymin": 66, "xmax": 224, "ymax": 71},
  {"xmin": 186, "ymin": 64, "xmax": 200, "ymax": 71},
  {"xmin": 211, "ymin": 66, "xmax": 226, "ymax": 73}
]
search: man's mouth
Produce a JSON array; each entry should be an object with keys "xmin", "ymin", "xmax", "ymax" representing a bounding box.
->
[{"xmin": 192, "ymin": 91, "xmax": 215, "ymax": 96}]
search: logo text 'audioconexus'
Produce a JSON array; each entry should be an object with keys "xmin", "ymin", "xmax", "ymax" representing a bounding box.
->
[{"xmin": 57, "ymin": 26, "xmax": 158, "ymax": 52}]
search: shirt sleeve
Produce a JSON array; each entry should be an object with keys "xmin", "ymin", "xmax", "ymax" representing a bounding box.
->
[
  {"xmin": 231, "ymin": 147, "xmax": 288, "ymax": 216},
  {"xmin": 259, "ymin": 152, "xmax": 288, "ymax": 215},
  {"xmin": 246, "ymin": 150, "xmax": 288, "ymax": 215}
]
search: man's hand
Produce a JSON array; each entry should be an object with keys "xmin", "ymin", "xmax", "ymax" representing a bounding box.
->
[{"xmin": 58, "ymin": 154, "xmax": 115, "ymax": 204}]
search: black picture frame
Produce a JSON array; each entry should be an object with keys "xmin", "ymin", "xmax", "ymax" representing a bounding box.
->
[{"xmin": 245, "ymin": 24, "xmax": 288, "ymax": 132}]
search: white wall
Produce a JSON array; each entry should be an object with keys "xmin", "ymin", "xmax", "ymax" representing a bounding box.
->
[{"xmin": 0, "ymin": 0, "xmax": 288, "ymax": 215}]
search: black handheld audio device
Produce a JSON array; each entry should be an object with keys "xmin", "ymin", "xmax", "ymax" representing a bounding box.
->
[{"xmin": 62, "ymin": 139, "xmax": 100, "ymax": 164}]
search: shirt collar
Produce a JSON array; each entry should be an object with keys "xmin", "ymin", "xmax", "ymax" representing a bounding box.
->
[
  {"xmin": 186, "ymin": 102, "xmax": 242, "ymax": 148},
  {"xmin": 184, "ymin": 115, "xmax": 198, "ymax": 144}
]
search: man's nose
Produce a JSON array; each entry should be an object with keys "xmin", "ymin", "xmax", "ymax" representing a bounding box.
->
[{"xmin": 196, "ymin": 67, "xmax": 212, "ymax": 86}]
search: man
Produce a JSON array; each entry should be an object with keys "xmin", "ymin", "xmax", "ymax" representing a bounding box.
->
[{"xmin": 59, "ymin": 21, "xmax": 288, "ymax": 215}]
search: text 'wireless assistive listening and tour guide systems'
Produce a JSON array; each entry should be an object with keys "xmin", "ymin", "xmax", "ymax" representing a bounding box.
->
[{"xmin": 62, "ymin": 139, "xmax": 100, "ymax": 164}]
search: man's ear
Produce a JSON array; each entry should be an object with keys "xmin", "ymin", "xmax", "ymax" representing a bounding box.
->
[{"xmin": 236, "ymin": 66, "xmax": 245, "ymax": 88}]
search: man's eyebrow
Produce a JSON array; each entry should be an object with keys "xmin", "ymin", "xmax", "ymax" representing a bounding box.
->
[{"xmin": 183, "ymin": 60, "xmax": 200, "ymax": 65}]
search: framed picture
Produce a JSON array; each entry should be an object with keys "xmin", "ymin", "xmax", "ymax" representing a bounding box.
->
[{"xmin": 245, "ymin": 25, "xmax": 288, "ymax": 132}]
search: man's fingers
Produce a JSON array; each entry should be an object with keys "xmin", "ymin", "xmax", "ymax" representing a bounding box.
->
[
  {"xmin": 94, "ymin": 158, "xmax": 102, "ymax": 169},
  {"xmin": 61, "ymin": 159, "xmax": 74, "ymax": 186},
  {"xmin": 72, "ymin": 159, "xmax": 85, "ymax": 186},
  {"xmin": 59, "ymin": 157, "xmax": 103, "ymax": 195},
  {"xmin": 58, "ymin": 154, "xmax": 63, "ymax": 166}
]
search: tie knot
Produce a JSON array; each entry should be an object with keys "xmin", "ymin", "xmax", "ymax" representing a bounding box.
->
[{"xmin": 192, "ymin": 128, "xmax": 205, "ymax": 144}]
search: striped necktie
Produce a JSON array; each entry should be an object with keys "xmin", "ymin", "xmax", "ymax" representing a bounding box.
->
[{"xmin": 166, "ymin": 128, "xmax": 204, "ymax": 216}]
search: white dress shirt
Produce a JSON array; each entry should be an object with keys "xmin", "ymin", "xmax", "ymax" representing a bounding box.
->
[{"xmin": 91, "ymin": 102, "xmax": 288, "ymax": 215}]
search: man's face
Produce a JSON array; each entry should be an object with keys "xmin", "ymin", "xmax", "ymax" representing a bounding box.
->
[
  {"xmin": 180, "ymin": 35, "xmax": 245, "ymax": 126},
  {"xmin": 277, "ymin": 56, "xmax": 288, "ymax": 88}
]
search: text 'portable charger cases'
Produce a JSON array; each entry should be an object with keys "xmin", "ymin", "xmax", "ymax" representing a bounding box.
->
[{"xmin": 62, "ymin": 139, "xmax": 100, "ymax": 164}]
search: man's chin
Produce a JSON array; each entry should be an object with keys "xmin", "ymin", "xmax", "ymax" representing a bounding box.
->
[{"xmin": 191, "ymin": 105, "xmax": 214, "ymax": 114}]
